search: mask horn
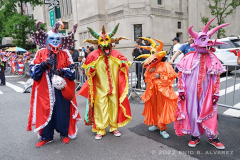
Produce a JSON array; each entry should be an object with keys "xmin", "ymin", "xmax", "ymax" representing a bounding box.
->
[
  {"xmin": 188, "ymin": 26, "xmax": 198, "ymax": 39},
  {"xmin": 83, "ymin": 39, "xmax": 98, "ymax": 44},
  {"xmin": 111, "ymin": 37, "xmax": 129, "ymax": 43},
  {"xmin": 140, "ymin": 37, "xmax": 156, "ymax": 48},
  {"xmin": 202, "ymin": 18, "xmax": 215, "ymax": 33},
  {"xmin": 136, "ymin": 45, "xmax": 152, "ymax": 51},
  {"xmin": 102, "ymin": 25, "xmax": 106, "ymax": 34},
  {"xmin": 108, "ymin": 23, "xmax": 119, "ymax": 38},
  {"xmin": 52, "ymin": 21, "xmax": 63, "ymax": 33},
  {"xmin": 153, "ymin": 38, "xmax": 164, "ymax": 51},
  {"xmin": 87, "ymin": 27, "xmax": 100, "ymax": 39},
  {"xmin": 36, "ymin": 21, "xmax": 46, "ymax": 35},
  {"xmin": 64, "ymin": 24, "xmax": 78, "ymax": 38},
  {"xmin": 208, "ymin": 23, "xmax": 230, "ymax": 38}
]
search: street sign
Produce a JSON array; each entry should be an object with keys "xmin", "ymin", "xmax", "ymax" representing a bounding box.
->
[
  {"xmin": 49, "ymin": 9, "xmax": 56, "ymax": 27},
  {"xmin": 54, "ymin": 1, "xmax": 59, "ymax": 6},
  {"xmin": 59, "ymin": 30, "xmax": 66, "ymax": 36},
  {"xmin": 44, "ymin": 0, "xmax": 52, "ymax": 4}
]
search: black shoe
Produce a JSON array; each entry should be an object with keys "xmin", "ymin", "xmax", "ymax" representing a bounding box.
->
[{"xmin": 188, "ymin": 136, "xmax": 200, "ymax": 148}]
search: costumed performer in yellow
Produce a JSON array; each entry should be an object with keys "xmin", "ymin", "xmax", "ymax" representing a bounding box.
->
[{"xmin": 78, "ymin": 23, "xmax": 132, "ymax": 140}]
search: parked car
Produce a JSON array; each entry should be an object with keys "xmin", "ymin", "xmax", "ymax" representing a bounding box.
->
[{"xmin": 213, "ymin": 36, "xmax": 240, "ymax": 71}]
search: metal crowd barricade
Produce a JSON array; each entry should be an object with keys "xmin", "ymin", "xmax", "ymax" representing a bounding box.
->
[
  {"xmin": 128, "ymin": 61, "xmax": 147, "ymax": 100},
  {"xmin": 218, "ymin": 64, "xmax": 240, "ymax": 110},
  {"xmin": 23, "ymin": 62, "xmax": 30, "ymax": 77},
  {"xmin": 74, "ymin": 62, "xmax": 87, "ymax": 91},
  {"xmin": 128, "ymin": 61, "xmax": 240, "ymax": 111}
]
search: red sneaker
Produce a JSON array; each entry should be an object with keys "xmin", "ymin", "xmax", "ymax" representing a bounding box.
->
[
  {"xmin": 188, "ymin": 137, "xmax": 200, "ymax": 148},
  {"xmin": 36, "ymin": 140, "xmax": 53, "ymax": 148},
  {"xmin": 95, "ymin": 134, "xmax": 102, "ymax": 140},
  {"xmin": 112, "ymin": 130, "xmax": 121, "ymax": 137},
  {"xmin": 62, "ymin": 137, "xmax": 70, "ymax": 144},
  {"xmin": 208, "ymin": 138, "xmax": 225, "ymax": 150}
]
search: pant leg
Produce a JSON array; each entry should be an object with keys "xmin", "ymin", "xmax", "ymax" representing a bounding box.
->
[
  {"xmin": 41, "ymin": 112, "xmax": 55, "ymax": 140},
  {"xmin": 175, "ymin": 67, "xmax": 179, "ymax": 83},
  {"xmin": 54, "ymin": 89, "xmax": 70, "ymax": 137},
  {"xmin": 2, "ymin": 72, "xmax": 5, "ymax": 85},
  {"xmin": 93, "ymin": 93, "xmax": 109, "ymax": 135},
  {"xmin": 135, "ymin": 63, "xmax": 142, "ymax": 88},
  {"xmin": 108, "ymin": 92, "xmax": 119, "ymax": 132}
]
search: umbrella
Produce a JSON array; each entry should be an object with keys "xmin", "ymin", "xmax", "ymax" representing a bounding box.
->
[{"xmin": 6, "ymin": 47, "xmax": 27, "ymax": 52}]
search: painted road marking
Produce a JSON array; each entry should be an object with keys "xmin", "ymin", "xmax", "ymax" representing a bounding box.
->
[{"xmin": 6, "ymin": 82, "xmax": 23, "ymax": 92}]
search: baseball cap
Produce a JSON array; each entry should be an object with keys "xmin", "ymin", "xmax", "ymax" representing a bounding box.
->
[{"xmin": 172, "ymin": 37, "xmax": 180, "ymax": 42}]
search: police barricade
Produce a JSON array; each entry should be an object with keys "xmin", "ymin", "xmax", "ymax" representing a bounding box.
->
[
  {"xmin": 23, "ymin": 62, "xmax": 30, "ymax": 77},
  {"xmin": 128, "ymin": 61, "xmax": 147, "ymax": 100},
  {"xmin": 74, "ymin": 62, "xmax": 87, "ymax": 91},
  {"xmin": 217, "ymin": 64, "xmax": 240, "ymax": 110},
  {"xmin": 128, "ymin": 61, "xmax": 240, "ymax": 111}
]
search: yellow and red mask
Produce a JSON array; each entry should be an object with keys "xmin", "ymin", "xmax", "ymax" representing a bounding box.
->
[
  {"xmin": 136, "ymin": 37, "xmax": 166, "ymax": 68},
  {"xmin": 83, "ymin": 23, "xmax": 128, "ymax": 57}
]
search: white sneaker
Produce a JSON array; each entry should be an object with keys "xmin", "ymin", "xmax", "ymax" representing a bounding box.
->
[
  {"xmin": 112, "ymin": 130, "xmax": 121, "ymax": 137},
  {"xmin": 95, "ymin": 134, "xmax": 102, "ymax": 140}
]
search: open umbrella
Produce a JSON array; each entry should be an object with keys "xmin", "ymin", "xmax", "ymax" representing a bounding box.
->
[{"xmin": 6, "ymin": 47, "xmax": 27, "ymax": 52}]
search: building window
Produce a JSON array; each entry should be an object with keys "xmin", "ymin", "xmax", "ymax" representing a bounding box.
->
[
  {"xmin": 178, "ymin": 22, "xmax": 181, "ymax": 29},
  {"xmin": 157, "ymin": 0, "xmax": 162, "ymax": 5},
  {"xmin": 134, "ymin": 24, "xmax": 142, "ymax": 41}
]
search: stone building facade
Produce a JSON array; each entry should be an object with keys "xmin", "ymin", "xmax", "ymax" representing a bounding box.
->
[{"xmin": 33, "ymin": 0, "xmax": 240, "ymax": 60}]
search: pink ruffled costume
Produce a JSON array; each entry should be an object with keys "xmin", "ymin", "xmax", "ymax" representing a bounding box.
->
[{"xmin": 174, "ymin": 18, "xmax": 229, "ymax": 139}]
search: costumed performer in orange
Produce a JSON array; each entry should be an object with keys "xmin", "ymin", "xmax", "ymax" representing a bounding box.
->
[{"xmin": 136, "ymin": 37, "xmax": 178, "ymax": 138}]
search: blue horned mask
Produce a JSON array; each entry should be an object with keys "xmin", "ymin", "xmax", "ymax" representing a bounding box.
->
[{"xmin": 31, "ymin": 21, "xmax": 78, "ymax": 53}]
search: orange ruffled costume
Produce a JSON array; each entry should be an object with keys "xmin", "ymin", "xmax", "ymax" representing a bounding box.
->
[{"xmin": 136, "ymin": 37, "xmax": 178, "ymax": 131}]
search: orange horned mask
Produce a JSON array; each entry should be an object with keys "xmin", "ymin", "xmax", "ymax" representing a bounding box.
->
[{"xmin": 136, "ymin": 37, "xmax": 166, "ymax": 68}]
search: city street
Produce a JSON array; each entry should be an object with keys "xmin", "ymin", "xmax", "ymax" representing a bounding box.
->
[{"xmin": 0, "ymin": 73, "xmax": 239, "ymax": 160}]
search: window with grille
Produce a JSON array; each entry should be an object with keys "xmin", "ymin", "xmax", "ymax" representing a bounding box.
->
[{"xmin": 134, "ymin": 24, "xmax": 142, "ymax": 41}]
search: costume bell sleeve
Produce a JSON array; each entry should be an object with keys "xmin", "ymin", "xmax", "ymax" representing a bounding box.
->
[
  {"xmin": 212, "ymin": 75, "xmax": 220, "ymax": 96},
  {"xmin": 177, "ymin": 71, "xmax": 186, "ymax": 93},
  {"xmin": 30, "ymin": 64, "xmax": 45, "ymax": 81},
  {"xmin": 61, "ymin": 64, "xmax": 75, "ymax": 81},
  {"xmin": 156, "ymin": 63, "xmax": 178, "ymax": 87}
]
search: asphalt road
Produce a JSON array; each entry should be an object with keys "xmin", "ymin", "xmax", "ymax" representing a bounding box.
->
[{"xmin": 0, "ymin": 74, "xmax": 240, "ymax": 160}]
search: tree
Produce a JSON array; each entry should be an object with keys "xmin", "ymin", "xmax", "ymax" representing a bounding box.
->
[
  {"xmin": 0, "ymin": 0, "xmax": 45, "ymax": 48},
  {"xmin": 201, "ymin": 0, "xmax": 240, "ymax": 38}
]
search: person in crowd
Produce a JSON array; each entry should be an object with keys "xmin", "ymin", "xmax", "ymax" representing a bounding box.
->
[
  {"xmin": 136, "ymin": 37, "xmax": 178, "ymax": 139},
  {"xmin": 169, "ymin": 35, "xmax": 195, "ymax": 64},
  {"xmin": 86, "ymin": 46, "xmax": 94, "ymax": 59},
  {"xmin": 69, "ymin": 47, "xmax": 79, "ymax": 62},
  {"xmin": 27, "ymin": 21, "xmax": 80, "ymax": 147},
  {"xmin": 0, "ymin": 55, "xmax": 6, "ymax": 86},
  {"xmin": 132, "ymin": 36, "xmax": 145, "ymax": 88},
  {"xmin": 174, "ymin": 18, "xmax": 229, "ymax": 150},
  {"xmin": 171, "ymin": 37, "xmax": 182, "ymax": 82},
  {"xmin": 78, "ymin": 47, "xmax": 85, "ymax": 59}
]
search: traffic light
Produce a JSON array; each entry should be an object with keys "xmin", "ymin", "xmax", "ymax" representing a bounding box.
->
[{"xmin": 61, "ymin": 21, "xmax": 69, "ymax": 30}]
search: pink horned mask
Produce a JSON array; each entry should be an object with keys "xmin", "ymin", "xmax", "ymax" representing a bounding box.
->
[{"xmin": 188, "ymin": 18, "xmax": 230, "ymax": 53}]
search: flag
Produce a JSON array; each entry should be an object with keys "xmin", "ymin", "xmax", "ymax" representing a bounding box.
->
[
  {"xmin": 6, "ymin": 52, "xmax": 12, "ymax": 57},
  {"xmin": 3, "ymin": 56, "xmax": 8, "ymax": 62},
  {"xmin": 12, "ymin": 54, "xmax": 17, "ymax": 61}
]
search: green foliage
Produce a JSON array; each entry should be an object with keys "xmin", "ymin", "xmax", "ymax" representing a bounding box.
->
[
  {"xmin": 0, "ymin": 0, "xmax": 45, "ymax": 48},
  {"xmin": 201, "ymin": 0, "xmax": 240, "ymax": 38}
]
